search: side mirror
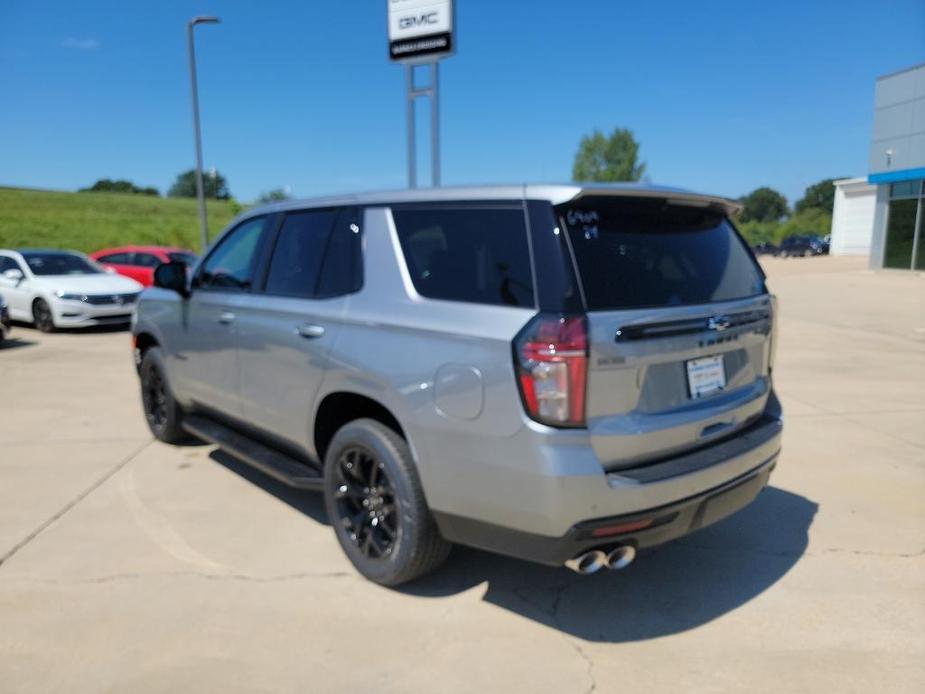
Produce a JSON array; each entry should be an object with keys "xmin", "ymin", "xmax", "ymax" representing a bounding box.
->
[
  {"xmin": 3, "ymin": 268, "xmax": 23, "ymax": 282},
  {"xmin": 153, "ymin": 261, "xmax": 190, "ymax": 298}
]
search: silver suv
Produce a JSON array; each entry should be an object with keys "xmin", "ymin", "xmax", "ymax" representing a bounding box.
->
[{"xmin": 134, "ymin": 184, "xmax": 782, "ymax": 585}]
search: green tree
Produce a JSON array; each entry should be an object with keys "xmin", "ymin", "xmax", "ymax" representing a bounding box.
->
[
  {"xmin": 794, "ymin": 178, "xmax": 844, "ymax": 215},
  {"xmin": 79, "ymin": 179, "xmax": 159, "ymax": 196},
  {"xmin": 257, "ymin": 187, "xmax": 291, "ymax": 203},
  {"xmin": 168, "ymin": 169, "xmax": 231, "ymax": 200},
  {"xmin": 572, "ymin": 127, "xmax": 646, "ymax": 182},
  {"xmin": 738, "ymin": 187, "xmax": 788, "ymax": 223},
  {"xmin": 775, "ymin": 208, "xmax": 832, "ymax": 243}
]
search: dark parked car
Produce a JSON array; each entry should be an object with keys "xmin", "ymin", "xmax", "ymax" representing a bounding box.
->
[
  {"xmin": 777, "ymin": 235, "xmax": 815, "ymax": 257},
  {"xmin": 808, "ymin": 236, "xmax": 830, "ymax": 255},
  {"xmin": 752, "ymin": 242, "xmax": 778, "ymax": 256}
]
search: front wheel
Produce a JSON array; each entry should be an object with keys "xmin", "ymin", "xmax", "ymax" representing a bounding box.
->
[
  {"xmin": 32, "ymin": 298, "xmax": 55, "ymax": 333},
  {"xmin": 140, "ymin": 346, "xmax": 187, "ymax": 443},
  {"xmin": 323, "ymin": 419, "xmax": 451, "ymax": 586}
]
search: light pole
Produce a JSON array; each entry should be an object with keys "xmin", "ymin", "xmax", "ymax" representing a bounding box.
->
[{"xmin": 186, "ymin": 15, "xmax": 220, "ymax": 252}]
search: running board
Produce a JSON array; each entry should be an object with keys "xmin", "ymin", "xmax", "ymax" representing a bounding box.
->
[{"xmin": 183, "ymin": 415, "xmax": 324, "ymax": 491}]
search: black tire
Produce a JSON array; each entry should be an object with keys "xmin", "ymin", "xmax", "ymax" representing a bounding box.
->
[
  {"xmin": 139, "ymin": 346, "xmax": 187, "ymax": 444},
  {"xmin": 323, "ymin": 418, "xmax": 451, "ymax": 586},
  {"xmin": 32, "ymin": 298, "xmax": 55, "ymax": 333}
]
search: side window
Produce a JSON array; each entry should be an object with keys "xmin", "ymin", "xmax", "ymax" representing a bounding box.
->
[
  {"xmin": 197, "ymin": 216, "xmax": 268, "ymax": 291},
  {"xmin": 317, "ymin": 207, "xmax": 363, "ymax": 297},
  {"xmin": 391, "ymin": 206, "xmax": 535, "ymax": 307},
  {"xmin": 98, "ymin": 252, "xmax": 132, "ymax": 264},
  {"xmin": 133, "ymin": 253, "xmax": 161, "ymax": 268},
  {"xmin": 264, "ymin": 209, "xmax": 339, "ymax": 298},
  {"xmin": 0, "ymin": 256, "xmax": 19, "ymax": 273}
]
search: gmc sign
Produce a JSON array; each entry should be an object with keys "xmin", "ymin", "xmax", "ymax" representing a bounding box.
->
[{"xmin": 387, "ymin": 0, "xmax": 454, "ymax": 63}]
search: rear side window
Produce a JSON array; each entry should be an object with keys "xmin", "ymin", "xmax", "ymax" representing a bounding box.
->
[
  {"xmin": 264, "ymin": 207, "xmax": 362, "ymax": 299},
  {"xmin": 98, "ymin": 252, "xmax": 132, "ymax": 264},
  {"xmin": 133, "ymin": 253, "xmax": 161, "ymax": 268},
  {"xmin": 558, "ymin": 197, "xmax": 765, "ymax": 310},
  {"xmin": 391, "ymin": 206, "xmax": 534, "ymax": 307}
]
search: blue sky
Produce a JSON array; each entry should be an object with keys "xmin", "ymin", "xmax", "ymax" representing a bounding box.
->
[{"xmin": 1, "ymin": 0, "xmax": 923, "ymax": 205}]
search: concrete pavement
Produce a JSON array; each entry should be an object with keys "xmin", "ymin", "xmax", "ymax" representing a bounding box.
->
[{"xmin": 0, "ymin": 256, "xmax": 922, "ymax": 693}]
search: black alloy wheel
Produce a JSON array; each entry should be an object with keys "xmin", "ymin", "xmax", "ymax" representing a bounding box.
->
[
  {"xmin": 333, "ymin": 446, "xmax": 399, "ymax": 559},
  {"xmin": 142, "ymin": 363, "xmax": 169, "ymax": 434}
]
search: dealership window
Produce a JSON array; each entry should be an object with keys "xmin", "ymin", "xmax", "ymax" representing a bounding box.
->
[{"xmin": 884, "ymin": 180, "xmax": 924, "ymax": 270}]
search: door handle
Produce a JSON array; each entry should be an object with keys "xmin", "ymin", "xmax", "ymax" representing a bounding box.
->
[
  {"xmin": 296, "ymin": 323, "xmax": 325, "ymax": 339},
  {"xmin": 218, "ymin": 311, "xmax": 236, "ymax": 324}
]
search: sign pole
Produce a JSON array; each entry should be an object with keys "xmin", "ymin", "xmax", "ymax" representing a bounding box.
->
[
  {"xmin": 406, "ymin": 64, "xmax": 417, "ymax": 189},
  {"xmin": 430, "ymin": 61, "xmax": 440, "ymax": 187},
  {"xmin": 387, "ymin": 0, "xmax": 453, "ymax": 190}
]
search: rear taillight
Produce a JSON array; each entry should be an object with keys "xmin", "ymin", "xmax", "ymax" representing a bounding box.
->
[{"xmin": 514, "ymin": 314, "xmax": 588, "ymax": 427}]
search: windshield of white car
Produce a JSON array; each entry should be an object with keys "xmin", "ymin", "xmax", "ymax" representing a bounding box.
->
[{"xmin": 22, "ymin": 252, "xmax": 102, "ymax": 276}]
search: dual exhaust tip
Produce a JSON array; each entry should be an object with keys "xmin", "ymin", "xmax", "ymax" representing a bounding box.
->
[{"xmin": 565, "ymin": 545, "xmax": 636, "ymax": 575}]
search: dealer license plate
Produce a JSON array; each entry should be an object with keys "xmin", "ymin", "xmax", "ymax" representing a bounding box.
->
[{"xmin": 686, "ymin": 354, "xmax": 726, "ymax": 399}]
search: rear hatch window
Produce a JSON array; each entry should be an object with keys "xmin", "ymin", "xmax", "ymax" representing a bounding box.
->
[{"xmin": 557, "ymin": 197, "xmax": 764, "ymax": 310}]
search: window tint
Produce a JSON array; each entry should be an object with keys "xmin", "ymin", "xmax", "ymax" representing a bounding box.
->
[
  {"xmin": 263, "ymin": 208, "xmax": 362, "ymax": 298},
  {"xmin": 98, "ymin": 252, "xmax": 132, "ymax": 264},
  {"xmin": 558, "ymin": 197, "xmax": 765, "ymax": 310},
  {"xmin": 391, "ymin": 207, "xmax": 534, "ymax": 307},
  {"xmin": 317, "ymin": 208, "xmax": 363, "ymax": 297},
  {"xmin": 134, "ymin": 253, "xmax": 161, "ymax": 268},
  {"xmin": 197, "ymin": 216, "xmax": 267, "ymax": 290}
]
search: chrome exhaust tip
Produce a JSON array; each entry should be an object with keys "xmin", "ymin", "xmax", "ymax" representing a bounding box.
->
[
  {"xmin": 605, "ymin": 545, "xmax": 636, "ymax": 570},
  {"xmin": 565, "ymin": 550, "xmax": 607, "ymax": 575}
]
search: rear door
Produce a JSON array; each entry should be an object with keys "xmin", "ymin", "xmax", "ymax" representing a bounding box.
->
[
  {"xmin": 557, "ymin": 195, "xmax": 773, "ymax": 470},
  {"xmin": 236, "ymin": 207, "xmax": 361, "ymax": 450}
]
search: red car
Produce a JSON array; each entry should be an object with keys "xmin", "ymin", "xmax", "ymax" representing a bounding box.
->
[{"xmin": 89, "ymin": 246, "xmax": 197, "ymax": 287}]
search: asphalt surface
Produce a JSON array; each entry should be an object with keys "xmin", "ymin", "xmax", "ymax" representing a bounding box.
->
[{"xmin": 1, "ymin": 256, "xmax": 923, "ymax": 693}]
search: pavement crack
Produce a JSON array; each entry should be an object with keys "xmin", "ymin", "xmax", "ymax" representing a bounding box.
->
[
  {"xmin": 508, "ymin": 582, "xmax": 598, "ymax": 693},
  {"xmin": 570, "ymin": 639, "xmax": 597, "ymax": 694},
  {"xmin": 0, "ymin": 439, "xmax": 154, "ymax": 571}
]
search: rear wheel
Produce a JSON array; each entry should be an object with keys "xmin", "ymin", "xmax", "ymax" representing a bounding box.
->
[
  {"xmin": 140, "ymin": 347, "xmax": 187, "ymax": 443},
  {"xmin": 32, "ymin": 299, "xmax": 55, "ymax": 333},
  {"xmin": 323, "ymin": 419, "xmax": 451, "ymax": 586}
]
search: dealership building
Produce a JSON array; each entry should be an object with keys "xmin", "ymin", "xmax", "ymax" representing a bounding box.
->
[{"xmin": 829, "ymin": 62, "xmax": 925, "ymax": 270}]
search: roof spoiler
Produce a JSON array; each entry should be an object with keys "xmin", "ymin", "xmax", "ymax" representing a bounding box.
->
[{"xmin": 572, "ymin": 187, "xmax": 742, "ymax": 216}]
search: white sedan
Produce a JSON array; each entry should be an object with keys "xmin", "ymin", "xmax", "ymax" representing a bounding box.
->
[{"xmin": 0, "ymin": 249, "xmax": 144, "ymax": 332}]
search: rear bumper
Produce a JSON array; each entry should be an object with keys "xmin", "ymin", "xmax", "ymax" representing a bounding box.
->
[
  {"xmin": 434, "ymin": 454, "xmax": 775, "ymax": 566},
  {"xmin": 430, "ymin": 397, "xmax": 782, "ymax": 566}
]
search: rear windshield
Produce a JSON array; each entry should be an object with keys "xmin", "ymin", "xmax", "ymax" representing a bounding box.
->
[{"xmin": 558, "ymin": 197, "xmax": 765, "ymax": 310}]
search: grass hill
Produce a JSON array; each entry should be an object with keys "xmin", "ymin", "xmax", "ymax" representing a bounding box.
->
[{"xmin": 0, "ymin": 186, "xmax": 244, "ymax": 253}]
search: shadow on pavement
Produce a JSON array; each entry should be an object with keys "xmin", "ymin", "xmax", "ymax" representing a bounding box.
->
[
  {"xmin": 0, "ymin": 337, "xmax": 37, "ymax": 351},
  {"xmin": 11, "ymin": 321, "xmax": 130, "ymax": 335},
  {"xmin": 208, "ymin": 449, "xmax": 816, "ymax": 643}
]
